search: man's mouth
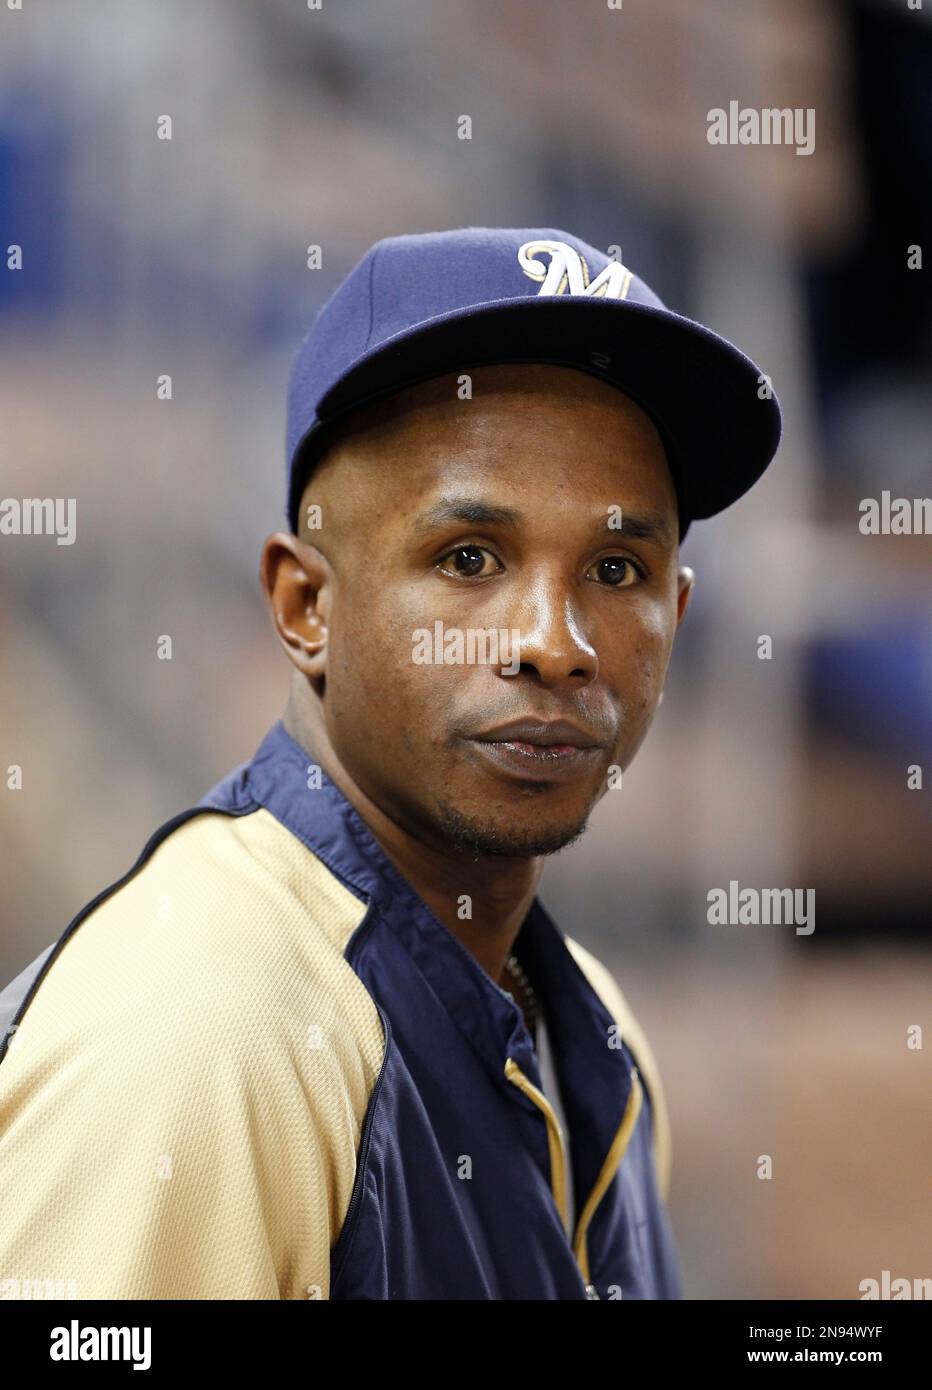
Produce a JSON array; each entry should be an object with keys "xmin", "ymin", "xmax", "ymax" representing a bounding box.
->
[
  {"xmin": 464, "ymin": 717, "xmax": 606, "ymax": 782},
  {"xmin": 471, "ymin": 717, "xmax": 602, "ymax": 749}
]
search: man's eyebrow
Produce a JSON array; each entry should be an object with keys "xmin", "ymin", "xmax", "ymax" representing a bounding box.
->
[
  {"xmin": 597, "ymin": 510, "xmax": 676, "ymax": 546},
  {"xmin": 411, "ymin": 498, "xmax": 523, "ymax": 535},
  {"xmin": 410, "ymin": 497, "xmax": 676, "ymax": 547}
]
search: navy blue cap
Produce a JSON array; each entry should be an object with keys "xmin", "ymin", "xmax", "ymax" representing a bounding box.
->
[{"xmin": 285, "ymin": 227, "xmax": 782, "ymax": 540}]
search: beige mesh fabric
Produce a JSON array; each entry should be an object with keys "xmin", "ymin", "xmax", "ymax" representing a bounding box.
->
[
  {"xmin": 0, "ymin": 807, "xmax": 384, "ymax": 1300},
  {"xmin": 564, "ymin": 937, "xmax": 673, "ymax": 1204}
]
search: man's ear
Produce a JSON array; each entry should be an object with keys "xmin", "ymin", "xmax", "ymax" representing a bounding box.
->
[
  {"xmin": 676, "ymin": 566, "xmax": 695, "ymax": 627},
  {"xmin": 259, "ymin": 533, "xmax": 331, "ymax": 677}
]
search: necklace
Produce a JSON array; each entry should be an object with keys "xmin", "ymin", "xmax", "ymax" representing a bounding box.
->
[{"xmin": 503, "ymin": 954, "xmax": 538, "ymax": 1040}]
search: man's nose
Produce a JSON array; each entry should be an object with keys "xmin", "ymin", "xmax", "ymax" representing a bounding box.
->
[{"xmin": 499, "ymin": 577, "xmax": 598, "ymax": 688}]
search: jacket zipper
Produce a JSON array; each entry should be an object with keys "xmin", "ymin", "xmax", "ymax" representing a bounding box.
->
[{"xmin": 504, "ymin": 1055, "xmax": 644, "ymax": 1298}]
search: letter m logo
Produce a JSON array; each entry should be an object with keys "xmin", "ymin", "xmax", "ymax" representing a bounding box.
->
[{"xmin": 518, "ymin": 239, "xmax": 633, "ymax": 299}]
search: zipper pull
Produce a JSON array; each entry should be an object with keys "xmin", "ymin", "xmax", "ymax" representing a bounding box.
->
[{"xmin": 584, "ymin": 1282, "xmax": 600, "ymax": 1300}]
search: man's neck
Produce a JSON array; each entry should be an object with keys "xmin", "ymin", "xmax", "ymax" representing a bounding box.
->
[{"xmin": 282, "ymin": 693, "xmax": 543, "ymax": 990}]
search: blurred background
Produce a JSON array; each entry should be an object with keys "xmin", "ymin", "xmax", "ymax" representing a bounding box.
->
[{"xmin": 1, "ymin": 0, "xmax": 929, "ymax": 1299}]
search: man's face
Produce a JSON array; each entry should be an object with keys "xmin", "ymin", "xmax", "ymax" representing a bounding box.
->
[{"xmin": 282, "ymin": 362, "xmax": 692, "ymax": 858}]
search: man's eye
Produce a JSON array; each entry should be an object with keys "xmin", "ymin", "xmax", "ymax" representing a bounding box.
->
[
  {"xmin": 437, "ymin": 545, "xmax": 502, "ymax": 579},
  {"xmin": 587, "ymin": 556, "xmax": 642, "ymax": 588}
]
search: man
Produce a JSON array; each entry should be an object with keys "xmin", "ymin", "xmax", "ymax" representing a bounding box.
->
[{"xmin": 0, "ymin": 228, "xmax": 781, "ymax": 1300}]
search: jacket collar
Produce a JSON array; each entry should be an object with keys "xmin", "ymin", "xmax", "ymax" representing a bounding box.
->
[{"xmin": 245, "ymin": 720, "xmax": 535, "ymax": 1069}]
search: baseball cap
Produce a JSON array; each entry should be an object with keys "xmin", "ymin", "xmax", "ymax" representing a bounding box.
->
[{"xmin": 285, "ymin": 226, "xmax": 782, "ymax": 541}]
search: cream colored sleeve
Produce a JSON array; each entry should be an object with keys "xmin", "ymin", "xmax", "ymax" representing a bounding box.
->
[
  {"xmin": 564, "ymin": 936, "xmax": 674, "ymax": 1203},
  {"xmin": 0, "ymin": 965, "xmax": 371, "ymax": 1300},
  {"xmin": 0, "ymin": 814, "xmax": 385, "ymax": 1301}
]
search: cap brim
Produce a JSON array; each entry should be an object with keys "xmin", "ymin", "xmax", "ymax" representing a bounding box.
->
[{"xmin": 288, "ymin": 295, "xmax": 781, "ymax": 538}]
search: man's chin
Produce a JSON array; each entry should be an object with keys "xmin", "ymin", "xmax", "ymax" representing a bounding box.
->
[{"xmin": 433, "ymin": 797, "xmax": 590, "ymax": 860}]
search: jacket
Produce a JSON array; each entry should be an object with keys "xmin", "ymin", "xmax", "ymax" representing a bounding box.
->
[{"xmin": 0, "ymin": 719, "xmax": 683, "ymax": 1300}]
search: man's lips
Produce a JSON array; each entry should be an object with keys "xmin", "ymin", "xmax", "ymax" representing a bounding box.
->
[
  {"xmin": 463, "ymin": 718, "xmax": 607, "ymax": 783},
  {"xmin": 469, "ymin": 717, "xmax": 603, "ymax": 749}
]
